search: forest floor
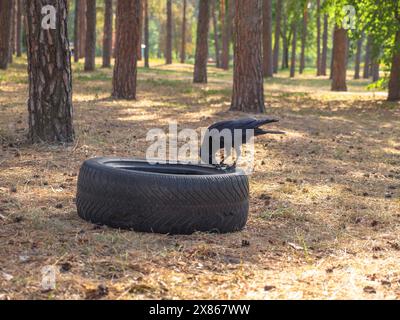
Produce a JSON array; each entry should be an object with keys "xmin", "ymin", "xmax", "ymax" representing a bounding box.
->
[{"xmin": 1, "ymin": 58, "xmax": 400, "ymax": 300}]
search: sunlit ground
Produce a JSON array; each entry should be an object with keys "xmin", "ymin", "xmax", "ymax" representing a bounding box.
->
[{"xmin": 0, "ymin": 57, "xmax": 399, "ymax": 299}]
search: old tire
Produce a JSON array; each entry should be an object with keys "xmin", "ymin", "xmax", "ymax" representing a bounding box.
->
[{"xmin": 76, "ymin": 158, "xmax": 249, "ymax": 234}]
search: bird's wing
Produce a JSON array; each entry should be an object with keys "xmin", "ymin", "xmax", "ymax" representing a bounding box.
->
[{"xmin": 208, "ymin": 118, "xmax": 279, "ymax": 131}]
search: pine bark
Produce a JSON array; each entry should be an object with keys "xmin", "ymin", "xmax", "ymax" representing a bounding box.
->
[
  {"xmin": 220, "ymin": 0, "xmax": 233, "ymax": 70},
  {"xmin": 193, "ymin": 0, "xmax": 210, "ymax": 83},
  {"xmin": 74, "ymin": 0, "xmax": 80, "ymax": 62},
  {"xmin": 165, "ymin": 0, "xmax": 172, "ymax": 64},
  {"xmin": 144, "ymin": 0, "xmax": 150, "ymax": 68},
  {"xmin": 354, "ymin": 35, "xmax": 363, "ymax": 79},
  {"xmin": 290, "ymin": 21, "xmax": 297, "ymax": 78},
  {"xmin": 273, "ymin": 0, "xmax": 282, "ymax": 73},
  {"xmin": 84, "ymin": 0, "xmax": 96, "ymax": 71},
  {"xmin": 112, "ymin": 0, "xmax": 141, "ymax": 99},
  {"xmin": 0, "ymin": 0, "xmax": 13, "ymax": 69},
  {"xmin": 320, "ymin": 14, "xmax": 328, "ymax": 76},
  {"xmin": 16, "ymin": 0, "xmax": 22, "ymax": 57},
  {"xmin": 331, "ymin": 26, "xmax": 347, "ymax": 91},
  {"xmin": 137, "ymin": 0, "xmax": 144, "ymax": 60},
  {"xmin": 388, "ymin": 30, "xmax": 400, "ymax": 101},
  {"xmin": 316, "ymin": 0, "xmax": 321, "ymax": 76},
  {"xmin": 281, "ymin": 14, "xmax": 289, "ymax": 70},
  {"xmin": 26, "ymin": 0, "xmax": 74, "ymax": 143},
  {"xmin": 211, "ymin": 0, "xmax": 220, "ymax": 68},
  {"xmin": 102, "ymin": 0, "xmax": 113, "ymax": 68},
  {"xmin": 262, "ymin": 0, "xmax": 273, "ymax": 77},
  {"xmin": 230, "ymin": 0, "xmax": 265, "ymax": 113},
  {"xmin": 9, "ymin": 1, "xmax": 15, "ymax": 63},
  {"xmin": 299, "ymin": 4, "xmax": 308, "ymax": 74},
  {"xmin": 180, "ymin": 0, "xmax": 187, "ymax": 63},
  {"xmin": 78, "ymin": 0, "xmax": 86, "ymax": 58}
]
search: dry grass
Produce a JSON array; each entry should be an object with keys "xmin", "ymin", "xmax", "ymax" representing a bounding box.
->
[{"xmin": 1, "ymin": 57, "xmax": 400, "ymax": 300}]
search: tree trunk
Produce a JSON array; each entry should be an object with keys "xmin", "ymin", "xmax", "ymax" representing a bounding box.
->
[
  {"xmin": 316, "ymin": 0, "xmax": 321, "ymax": 75},
  {"xmin": 112, "ymin": 0, "xmax": 141, "ymax": 99},
  {"xmin": 78, "ymin": 0, "xmax": 86, "ymax": 58},
  {"xmin": 388, "ymin": 30, "xmax": 400, "ymax": 101},
  {"xmin": 299, "ymin": 3, "xmax": 307, "ymax": 74},
  {"xmin": 16, "ymin": 0, "xmax": 22, "ymax": 57},
  {"xmin": 74, "ymin": 0, "xmax": 80, "ymax": 62},
  {"xmin": 26, "ymin": 0, "xmax": 74, "ymax": 143},
  {"xmin": 193, "ymin": 0, "xmax": 210, "ymax": 83},
  {"xmin": 84, "ymin": 0, "xmax": 96, "ymax": 71},
  {"xmin": 354, "ymin": 34, "xmax": 363, "ymax": 79},
  {"xmin": 273, "ymin": 0, "xmax": 282, "ymax": 73},
  {"xmin": 144, "ymin": 0, "xmax": 150, "ymax": 68},
  {"xmin": 137, "ymin": 0, "xmax": 144, "ymax": 60},
  {"xmin": 329, "ymin": 26, "xmax": 335, "ymax": 79},
  {"xmin": 8, "ymin": 1, "xmax": 15, "ymax": 63},
  {"xmin": 0, "ymin": 0, "xmax": 12, "ymax": 69},
  {"xmin": 290, "ymin": 22, "xmax": 297, "ymax": 78},
  {"xmin": 363, "ymin": 35, "xmax": 371, "ymax": 79},
  {"xmin": 281, "ymin": 27, "xmax": 289, "ymax": 69},
  {"xmin": 372, "ymin": 59, "xmax": 379, "ymax": 82},
  {"xmin": 262, "ymin": 0, "xmax": 273, "ymax": 77},
  {"xmin": 211, "ymin": 0, "xmax": 220, "ymax": 68},
  {"xmin": 230, "ymin": 0, "xmax": 265, "ymax": 113},
  {"xmin": 180, "ymin": 0, "xmax": 187, "ymax": 63},
  {"xmin": 165, "ymin": 0, "xmax": 172, "ymax": 64},
  {"xmin": 102, "ymin": 0, "xmax": 113, "ymax": 68},
  {"xmin": 221, "ymin": 0, "xmax": 233, "ymax": 70},
  {"xmin": 331, "ymin": 26, "xmax": 347, "ymax": 91},
  {"xmin": 321, "ymin": 14, "xmax": 328, "ymax": 76}
]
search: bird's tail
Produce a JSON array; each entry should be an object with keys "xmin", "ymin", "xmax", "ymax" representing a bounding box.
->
[{"xmin": 254, "ymin": 119, "xmax": 285, "ymax": 136}]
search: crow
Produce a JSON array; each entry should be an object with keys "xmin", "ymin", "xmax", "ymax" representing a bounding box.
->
[{"xmin": 200, "ymin": 118, "xmax": 284, "ymax": 169}]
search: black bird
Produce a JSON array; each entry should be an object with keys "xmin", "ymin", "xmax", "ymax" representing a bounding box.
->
[{"xmin": 200, "ymin": 118, "xmax": 284, "ymax": 169}]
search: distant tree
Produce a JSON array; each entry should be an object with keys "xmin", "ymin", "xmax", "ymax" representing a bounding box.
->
[
  {"xmin": 262, "ymin": 0, "xmax": 273, "ymax": 77},
  {"xmin": 84, "ymin": 0, "xmax": 96, "ymax": 71},
  {"xmin": 8, "ymin": 1, "xmax": 15, "ymax": 64},
  {"xmin": 231, "ymin": 0, "xmax": 265, "ymax": 113},
  {"xmin": 180, "ymin": 0, "xmax": 187, "ymax": 63},
  {"xmin": 346, "ymin": 0, "xmax": 399, "ymax": 100},
  {"xmin": 320, "ymin": 14, "xmax": 328, "ymax": 76},
  {"xmin": 144, "ymin": 0, "xmax": 150, "ymax": 68},
  {"xmin": 316, "ymin": 0, "xmax": 322, "ymax": 76},
  {"xmin": 299, "ymin": 2, "xmax": 308, "ymax": 74},
  {"xmin": 331, "ymin": 25, "xmax": 347, "ymax": 91},
  {"xmin": 211, "ymin": 0, "xmax": 220, "ymax": 68},
  {"xmin": 363, "ymin": 36, "xmax": 371, "ymax": 78},
  {"xmin": 371, "ymin": 59, "xmax": 380, "ymax": 82},
  {"xmin": 388, "ymin": 29, "xmax": 400, "ymax": 101},
  {"xmin": 354, "ymin": 35, "xmax": 363, "ymax": 79},
  {"xmin": 137, "ymin": 0, "xmax": 144, "ymax": 61},
  {"xmin": 281, "ymin": 9, "xmax": 289, "ymax": 70},
  {"xmin": 112, "ymin": 0, "xmax": 141, "ymax": 99},
  {"xmin": 102, "ymin": 0, "xmax": 113, "ymax": 68},
  {"xmin": 16, "ymin": 0, "xmax": 22, "ymax": 57},
  {"xmin": 25, "ymin": 0, "xmax": 74, "ymax": 143},
  {"xmin": 0, "ymin": 0, "xmax": 13, "ymax": 70},
  {"xmin": 290, "ymin": 21, "xmax": 297, "ymax": 78},
  {"xmin": 273, "ymin": 0, "xmax": 282, "ymax": 73},
  {"xmin": 166, "ymin": 0, "xmax": 173, "ymax": 64},
  {"xmin": 220, "ymin": 0, "xmax": 233, "ymax": 70},
  {"xmin": 193, "ymin": 0, "xmax": 210, "ymax": 83},
  {"xmin": 78, "ymin": 0, "xmax": 86, "ymax": 59},
  {"xmin": 74, "ymin": 0, "xmax": 80, "ymax": 62}
]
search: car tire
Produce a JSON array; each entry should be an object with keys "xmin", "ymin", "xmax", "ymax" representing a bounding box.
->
[{"xmin": 76, "ymin": 157, "xmax": 249, "ymax": 235}]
